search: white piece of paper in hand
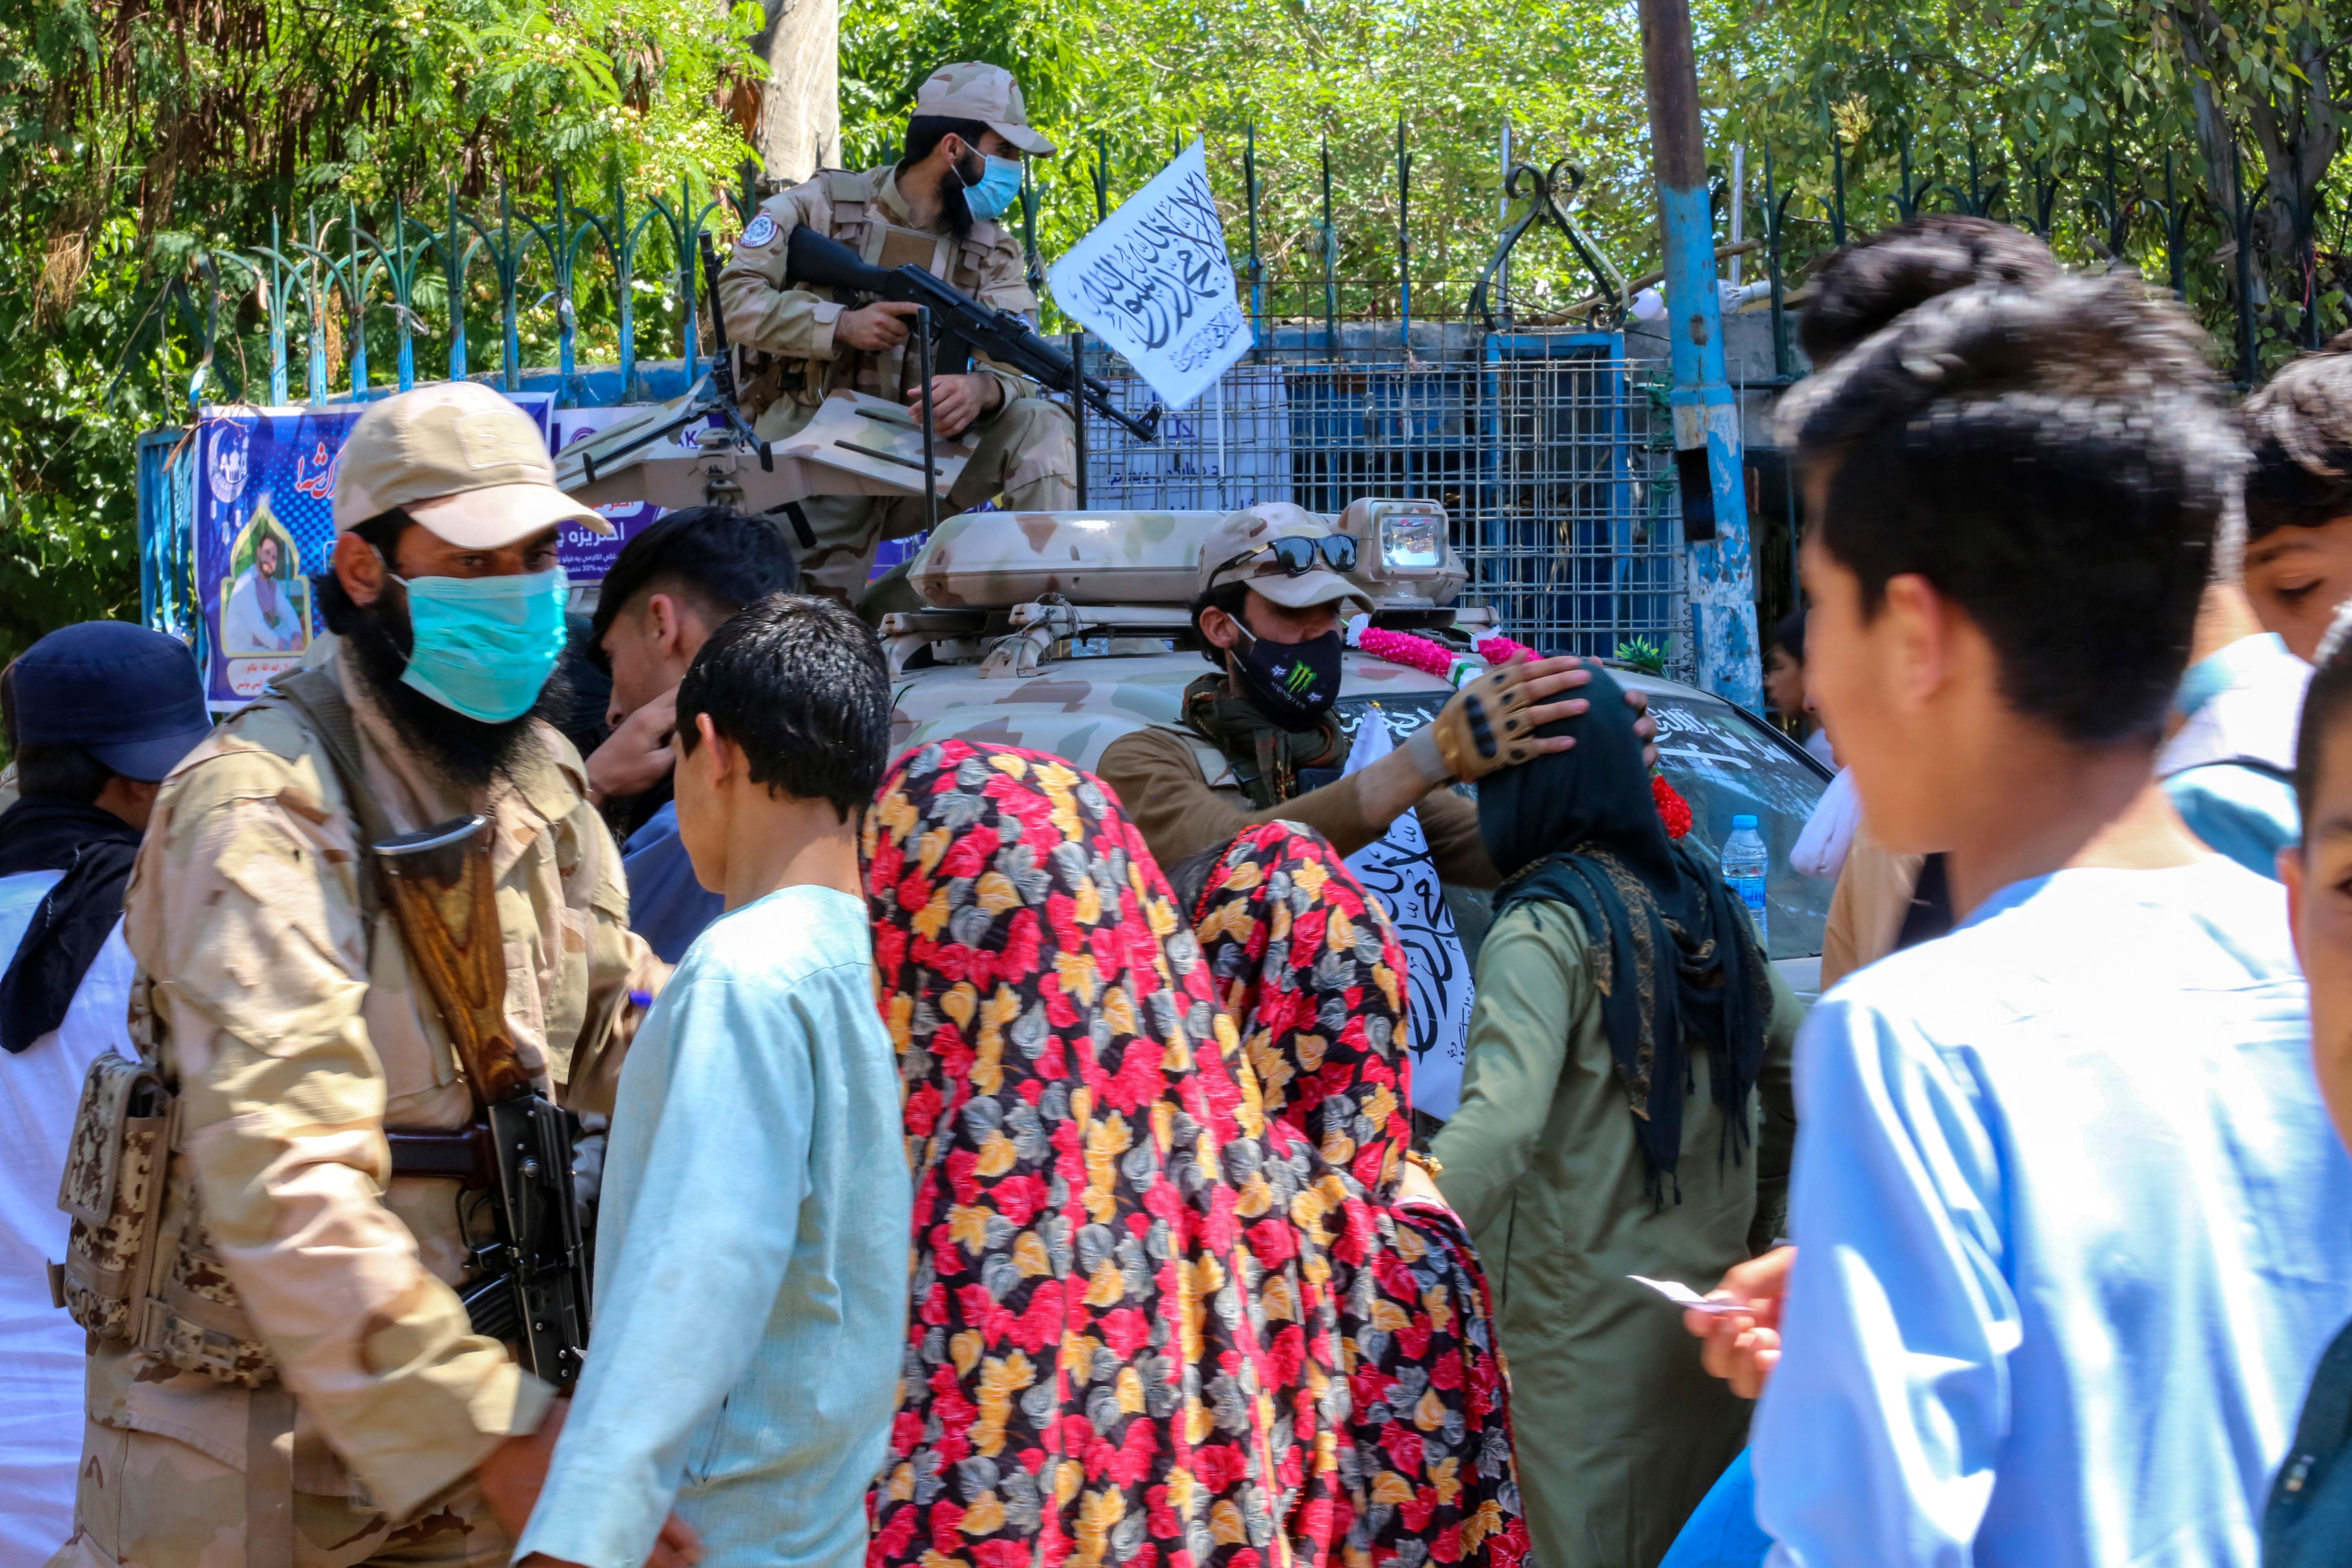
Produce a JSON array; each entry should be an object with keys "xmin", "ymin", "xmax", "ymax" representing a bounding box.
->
[
  {"xmin": 1630, "ymin": 1275, "xmax": 1750, "ymax": 1316},
  {"xmin": 1046, "ymin": 140, "xmax": 1253, "ymax": 410},
  {"xmin": 1339, "ymin": 713, "xmax": 1477, "ymax": 1120}
]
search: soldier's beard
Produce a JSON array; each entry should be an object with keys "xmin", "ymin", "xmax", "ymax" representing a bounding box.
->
[
  {"xmin": 341, "ymin": 592, "xmax": 569, "ymax": 798},
  {"xmin": 940, "ymin": 151, "xmax": 980, "ymax": 238}
]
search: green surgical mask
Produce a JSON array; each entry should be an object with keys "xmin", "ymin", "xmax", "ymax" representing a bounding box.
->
[{"xmin": 394, "ymin": 566, "xmax": 570, "ymax": 724}]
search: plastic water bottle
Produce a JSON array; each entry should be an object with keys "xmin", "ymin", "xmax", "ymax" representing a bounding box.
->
[{"xmin": 1721, "ymin": 815, "xmax": 1770, "ymax": 947}]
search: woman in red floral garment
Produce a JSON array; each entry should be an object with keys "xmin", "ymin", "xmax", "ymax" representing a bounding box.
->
[
  {"xmin": 1188, "ymin": 822, "xmax": 1532, "ymax": 1568},
  {"xmin": 863, "ymin": 741, "xmax": 1355, "ymax": 1568}
]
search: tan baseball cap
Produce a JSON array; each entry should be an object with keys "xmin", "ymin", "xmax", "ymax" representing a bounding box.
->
[
  {"xmin": 915, "ymin": 62, "xmax": 1056, "ymax": 158},
  {"xmin": 1197, "ymin": 503, "xmax": 1371, "ymax": 614},
  {"xmin": 333, "ymin": 381, "xmax": 612, "ymax": 548}
]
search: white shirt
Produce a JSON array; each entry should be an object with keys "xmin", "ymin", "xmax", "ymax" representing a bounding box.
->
[
  {"xmin": 2158, "ymin": 632, "xmax": 2309, "ymax": 779},
  {"xmin": 0, "ymin": 871, "xmax": 132, "ymax": 1567}
]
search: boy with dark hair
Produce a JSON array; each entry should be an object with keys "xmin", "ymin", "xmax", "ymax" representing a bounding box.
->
[
  {"xmin": 2241, "ymin": 333, "xmax": 2352, "ymax": 663},
  {"xmin": 1797, "ymin": 214, "xmax": 2058, "ymax": 368},
  {"xmin": 511, "ymin": 592, "xmax": 907, "ymax": 1568},
  {"xmin": 1793, "ymin": 218, "xmax": 2057, "ymax": 989},
  {"xmin": 585, "ymin": 503, "xmax": 800, "ymax": 960},
  {"xmin": 1728, "ymin": 276, "xmax": 2352, "ymax": 1566}
]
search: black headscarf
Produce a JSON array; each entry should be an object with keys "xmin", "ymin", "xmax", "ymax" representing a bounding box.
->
[
  {"xmin": 0, "ymin": 797, "xmax": 141, "ymax": 1054},
  {"xmin": 1479, "ymin": 666, "xmax": 1773, "ymax": 1196}
]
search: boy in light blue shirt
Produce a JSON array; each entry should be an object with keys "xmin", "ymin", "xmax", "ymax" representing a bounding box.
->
[
  {"xmin": 1704, "ymin": 278, "xmax": 2352, "ymax": 1568},
  {"xmin": 510, "ymin": 593, "xmax": 909, "ymax": 1568}
]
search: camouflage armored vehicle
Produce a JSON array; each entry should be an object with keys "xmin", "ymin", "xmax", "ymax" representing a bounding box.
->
[{"xmin": 884, "ymin": 498, "xmax": 1836, "ymax": 998}]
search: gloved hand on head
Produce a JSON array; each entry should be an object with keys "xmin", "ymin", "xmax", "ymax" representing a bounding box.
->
[
  {"xmin": 1399, "ymin": 653, "xmax": 1659, "ymax": 788},
  {"xmin": 1411, "ymin": 661, "xmax": 1555, "ymax": 784}
]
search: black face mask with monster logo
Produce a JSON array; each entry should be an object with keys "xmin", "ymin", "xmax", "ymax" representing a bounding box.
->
[{"xmin": 1229, "ymin": 622, "xmax": 1344, "ymax": 728}]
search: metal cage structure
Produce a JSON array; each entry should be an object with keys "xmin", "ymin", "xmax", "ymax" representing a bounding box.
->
[{"xmin": 1067, "ymin": 335, "xmax": 1691, "ymax": 674}]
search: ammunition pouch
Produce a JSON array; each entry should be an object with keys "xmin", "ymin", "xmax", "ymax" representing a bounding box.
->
[
  {"xmin": 55, "ymin": 1049, "xmax": 169, "ymax": 1341},
  {"xmin": 55, "ymin": 1038, "xmax": 279, "ymax": 1387},
  {"xmin": 55, "ymin": 1041, "xmax": 525, "ymax": 1390}
]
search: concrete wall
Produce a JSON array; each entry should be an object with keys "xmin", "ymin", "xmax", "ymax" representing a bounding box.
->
[{"xmin": 1621, "ymin": 306, "xmax": 1811, "ymax": 452}]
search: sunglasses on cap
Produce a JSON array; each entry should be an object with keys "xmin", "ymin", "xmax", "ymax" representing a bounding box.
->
[{"xmin": 1216, "ymin": 533, "xmax": 1360, "ymax": 580}]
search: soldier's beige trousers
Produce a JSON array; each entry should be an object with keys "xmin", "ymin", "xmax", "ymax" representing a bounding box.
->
[
  {"xmin": 45, "ymin": 1420, "xmax": 508, "ymax": 1568},
  {"xmin": 756, "ymin": 392, "xmax": 1077, "ymax": 601}
]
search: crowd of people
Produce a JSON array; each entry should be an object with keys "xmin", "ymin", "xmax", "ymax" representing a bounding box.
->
[{"xmin": 6, "ymin": 201, "xmax": 2352, "ymax": 1568}]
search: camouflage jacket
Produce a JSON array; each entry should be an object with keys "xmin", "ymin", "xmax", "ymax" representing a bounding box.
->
[
  {"xmin": 100, "ymin": 644, "xmax": 661, "ymax": 1519},
  {"xmin": 715, "ymin": 165, "xmax": 1042, "ymax": 425}
]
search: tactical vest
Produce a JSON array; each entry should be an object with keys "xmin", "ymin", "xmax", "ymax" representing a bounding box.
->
[
  {"xmin": 759, "ymin": 169, "xmax": 1010, "ymax": 411},
  {"xmin": 821, "ymin": 167, "xmax": 1002, "ymax": 294}
]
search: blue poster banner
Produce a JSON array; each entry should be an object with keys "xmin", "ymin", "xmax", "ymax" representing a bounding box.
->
[{"xmin": 192, "ymin": 394, "xmax": 661, "ymax": 708}]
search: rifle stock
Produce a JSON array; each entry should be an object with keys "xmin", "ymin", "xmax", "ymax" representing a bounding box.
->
[
  {"xmin": 784, "ymin": 225, "xmax": 1163, "ymax": 444},
  {"xmin": 374, "ymin": 817, "xmax": 532, "ymax": 1102}
]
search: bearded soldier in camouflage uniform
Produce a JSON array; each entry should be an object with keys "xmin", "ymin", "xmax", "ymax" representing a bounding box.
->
[
  {"xmin": 716, "ymin": 62, "xmax": 1076, "ymax": 601},
  {"xmin": 46, "ymin": 384, "xmax": 673, "ymax": 1568}
]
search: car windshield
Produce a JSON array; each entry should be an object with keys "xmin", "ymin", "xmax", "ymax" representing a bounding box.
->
[
  {"xmin": 1640, "ymin": 687, "xmax": 1833, "ymax": 961},
  {"xmin": 1340, "ymin": 679, "xmax": 1832, "ymax": 962}
]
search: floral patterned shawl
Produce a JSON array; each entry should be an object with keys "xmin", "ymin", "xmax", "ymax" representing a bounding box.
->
[
  {"xmin": 1192, "ymin": 822, "xmax": 1531, "ymax": 1568},
  {"xmin": 865, "ymin": 742, "xmax": 1355, "ymax": 1568}
]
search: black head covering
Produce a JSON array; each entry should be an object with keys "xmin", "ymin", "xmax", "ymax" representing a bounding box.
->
[
  {"xmin": 1479, "ymin": 666, "xmax": 1773, "ymax": 1196},
  {"xmin": 0, "ymin": 798, "xmax": 140, "ymax": 1054}
]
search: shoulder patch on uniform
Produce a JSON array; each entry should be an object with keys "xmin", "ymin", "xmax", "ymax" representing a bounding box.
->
[{"xmin": 740, "ymin": 212, "xmax": 779, "ymax": 249}]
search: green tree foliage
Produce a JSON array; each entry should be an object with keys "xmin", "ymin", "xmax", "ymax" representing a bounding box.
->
[
  {"xmin": 0, "ymin": 0, "xmax": 766, "ymax": 669},
  {"xmin": 1717, "ymin": 0, "xmax": 2347, "ymax": 372},
  {"xmin": 844, "ymin": 0, "xmax": 2343, "ymax": 367},
  {"xmin": 840, "ymin": 0, "xmax": 1733, "ymax": 322}
]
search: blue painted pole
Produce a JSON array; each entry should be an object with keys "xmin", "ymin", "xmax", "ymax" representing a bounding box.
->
[
  {"xmin": 448, "ymin": 184, "xmax": 469, "ymax": 383},
  {"xmin": 1640, "ymin": 0, "xmax": 1758, "ymax": 708},
  {"xmin": 268, "ymin": 212, "xmax": 289, "ymax": 405}
]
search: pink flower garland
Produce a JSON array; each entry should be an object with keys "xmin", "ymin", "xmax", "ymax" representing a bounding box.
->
[
  {"xmin": 1355, "ymin": 626, "xmax": 1459, "ymax": 678},
  {"xmin": 1351, "ymin": 626, "xmax": 1546, "ymax": 679},
  {"xmin": 1474, "ymin": 634, "xmax": 1541, "ymax": 666}
]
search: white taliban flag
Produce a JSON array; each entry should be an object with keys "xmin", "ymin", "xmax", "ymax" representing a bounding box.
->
[{"xmin": 1046, "ymin": 140, "xmax": 1253, "ymax": 410}]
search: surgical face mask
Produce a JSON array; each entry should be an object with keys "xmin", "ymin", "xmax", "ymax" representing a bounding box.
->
[
  {"xmin": 958, "ymin": 151, "xmax": 1025, "ymax": 221},
  {"xmin": 393, "ymin": 566, "xmax": 570, "ymax": 724},
  {"xmin": 1230, "ymin": 622, "xmax": 1344, "ymax": 728}
]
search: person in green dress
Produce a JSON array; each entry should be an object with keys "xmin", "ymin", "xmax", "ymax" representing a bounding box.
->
[{"xmin": 1431, "ymin": 666, "xmax": 1803, "ymax": 1568}]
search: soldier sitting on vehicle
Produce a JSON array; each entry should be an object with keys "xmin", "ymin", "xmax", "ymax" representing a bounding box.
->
[
  {"xmin": 716, "ymin": 61, "xmax": 1074, "ymax": 602},
  {"xmin": 46, "ymin": 382, "xmax": 675, "ymax": 1568},
  {"xmin": 1096, "ymin": 501, "xmax": 1657, "ymax": 886}
]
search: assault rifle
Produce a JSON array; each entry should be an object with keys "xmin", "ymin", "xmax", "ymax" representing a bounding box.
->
[
  {"xmin": 784, "ymin": 225, "xmax": 1163, "ymax": 444},
  {"xmin": 374, "ymin": 817, "xmax": 591, "ymax": 1389}
]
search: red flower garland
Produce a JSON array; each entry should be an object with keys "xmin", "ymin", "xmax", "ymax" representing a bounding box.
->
[{"xmin": 1653, "ymin": 775, "xmax": 1693, "ymax": 839}]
